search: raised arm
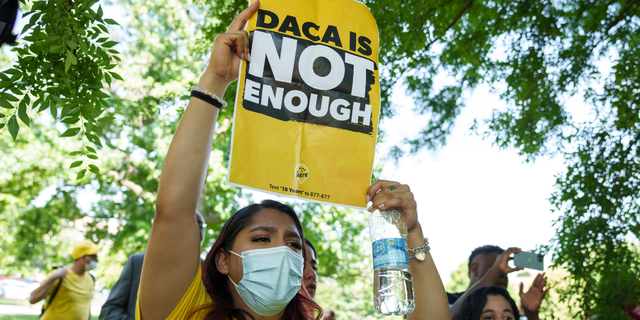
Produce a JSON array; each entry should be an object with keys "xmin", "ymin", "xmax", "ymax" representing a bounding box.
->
[
  {"xmin": 367, "ymin": 180, "xmax": 451, "ymax": 320},
  {"xmin": 448, "ymin": 247, "xmax": 523, "ymax": 319},
  {"xmin": 138, "ymin": 3, "xmax": 258, "ymax": 320}
]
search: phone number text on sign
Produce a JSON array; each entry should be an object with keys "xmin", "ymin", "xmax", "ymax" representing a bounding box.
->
[{"xmin": 268, "ymin": 184, "xmax": 331, "ymax": 199}]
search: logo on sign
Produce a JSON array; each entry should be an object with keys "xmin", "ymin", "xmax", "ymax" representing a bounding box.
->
[
  {"xmin": 372, "ymin": 241, "xmax": 386, "ymax": 258},
  {"xmin": 295, "ymin": 164, "xmax": 309, "ymax": 183}
]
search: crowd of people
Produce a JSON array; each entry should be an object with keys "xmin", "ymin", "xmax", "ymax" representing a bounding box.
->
[
  {"xmin": 29, "ymin": 238, "xmax": 548, "ymax": 320},
  {"xmin": 28, "ymin": 1, "xmax": 550, "ymax": 320}
]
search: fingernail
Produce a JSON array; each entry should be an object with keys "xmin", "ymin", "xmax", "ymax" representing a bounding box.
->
[
  {"xmin": 378, "ymin": 204, "xmax": 385, "ymax": 209},
  {"xmin": 241, "ymin": 53, "xmax": 245, "ymax": 60},
  {"xmin": 367, "ymin": 205, "xmax": 373, "ymax": 212},
  {"xmin": 366, "ymin": 194, "xmax": 370, "ymax": 203},
  {"xmin": 246, "ymin": 52, "xmax": 251, "ymax": 61}
]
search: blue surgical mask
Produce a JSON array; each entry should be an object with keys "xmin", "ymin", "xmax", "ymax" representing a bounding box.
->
[
  {"xmin": 85, "ymin": 260, "xmax": 98, "ymax": 271},
  {"xmin": 228, "ymin": 246, "xmax": 304, "ymax": 316}
]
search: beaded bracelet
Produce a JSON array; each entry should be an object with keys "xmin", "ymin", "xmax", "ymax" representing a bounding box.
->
[
  {"xmin": 190, "ymin": 85, "xmax": 228, "ymax": 108},
  {"xmin": 408, "ymin": 237, "xmax": 430, "ymax": 261}
]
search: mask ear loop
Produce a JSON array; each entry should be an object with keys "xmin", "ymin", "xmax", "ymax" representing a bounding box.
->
[
  {"xmin": 227, "ymin": 249, "xmax": 243, "ymax": 259},
  {"xmin": 228, "ymin": 275, "xmax": 239, "ymax": 288},
  {"xmin": 226, "ymin": 249, "xmax": 243, "ymax": 288}
]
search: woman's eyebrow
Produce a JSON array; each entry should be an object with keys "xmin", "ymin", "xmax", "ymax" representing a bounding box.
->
[
  {"xmin": 482, "ymin": 308, "xmax": 513, "ymax": 314},
  {"xmin": 284, "ymin": 230, "xmax": 301, "ymax": 240},
  {"xmin": 249, "ymin": 226, "xmax": 277, "ymax": 233},
  {"xmin": 248, "ymin": 226, "xmax": 300, "ymax": 240}
]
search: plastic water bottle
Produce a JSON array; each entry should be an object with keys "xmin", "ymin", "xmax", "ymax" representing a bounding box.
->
[{"xmin": 368, "ymin": 209, "xmax": 415, "ymax": 315}]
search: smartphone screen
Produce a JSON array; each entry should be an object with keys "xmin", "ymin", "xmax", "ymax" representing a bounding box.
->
[{"xmin": 513, "ymin": 251, "xmax": 544, "ymax": 271}]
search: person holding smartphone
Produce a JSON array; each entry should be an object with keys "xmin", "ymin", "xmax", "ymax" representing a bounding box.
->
[{"xmin": 447, "ymin": 245, "xmax": 548, "ymax": 320}]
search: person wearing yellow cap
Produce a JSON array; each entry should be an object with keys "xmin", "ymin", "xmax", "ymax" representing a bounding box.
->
[{"xmin": 29, "ymin": 239, "xmax": 102, "ymax": 320}]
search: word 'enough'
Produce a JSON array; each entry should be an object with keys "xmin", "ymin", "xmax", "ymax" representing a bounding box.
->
[{"xmin": 244, "ymin": 79, "xmax": 372, "ymax": 126}]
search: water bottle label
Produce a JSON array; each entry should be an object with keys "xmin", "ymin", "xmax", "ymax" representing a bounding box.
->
[{"xmin": 372, "ymin": 238, "xmax": 409, "ymax": 269}]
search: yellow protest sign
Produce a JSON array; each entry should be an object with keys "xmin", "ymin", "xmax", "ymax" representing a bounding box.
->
[{"xmin": 228, "ymin": 0, "xmax": 379, "ymax": 209}]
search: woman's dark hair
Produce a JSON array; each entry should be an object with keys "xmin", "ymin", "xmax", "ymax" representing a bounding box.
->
[
  {"xmin": 457, "ymin": 286, "xmax": 520, "ymax": 320},
  {"xmin": 305, "ymin": 239, "xmax": 317, "ymax": 258},
  {"xmin": 193, "ymin": 200, "xmax": 322, "ymax": 320}
]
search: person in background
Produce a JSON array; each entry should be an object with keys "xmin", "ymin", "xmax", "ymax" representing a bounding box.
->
[
  {"xmin": 99, "ymin": 212, "xmax": 206, "ymax": 320},
  {"xmin": 303, "ymin": 239, "xmax": 318, "ymax": 299},
  {"xmin": 29, "ymin": 239, "xmax": 101, "ymax": 320},
  {"xmin": 457, "ymin": 286, "xmax": 520, "ymax": 320},
  {"xmin": 447, "ymin": 245, "xmax": 548, "ymax": 320},
  {"xmin": 322, "ymin": 309, "xmax": 336, "ymax": 320}
]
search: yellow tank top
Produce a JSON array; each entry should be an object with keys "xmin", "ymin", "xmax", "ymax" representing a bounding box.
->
[
  {"xmin": 41, "ymin": 268, "xmax": 94, "ymax": 320},
  {"xmin": 135, "ymin": 265, "xmax": 212, "ymax": 319}
]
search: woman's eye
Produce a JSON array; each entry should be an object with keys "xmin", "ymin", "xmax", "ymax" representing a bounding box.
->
[
  {"xmin": 252, "ymin": 236, "xmax": 270, "ymax": 242},
  {"xmin": 288, "ymin": 242, "xmax": 302, "ymax": 249}
]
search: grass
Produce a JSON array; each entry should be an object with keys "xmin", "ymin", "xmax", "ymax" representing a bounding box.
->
[
  {"xmin": 0, "ymin": 316, "xmax": 99, "ymax": 320},
  {"xmin": 0, "ymin": 299, "xmax": 30, "ymax": 306}
]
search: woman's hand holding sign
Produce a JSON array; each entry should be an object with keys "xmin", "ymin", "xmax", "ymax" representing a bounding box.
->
[
  {"xmin": 367, "ymin": 180, "xmax": 451, "ymax": 320},
  {"xmin": 198, "ymin": 0, "xmax": 259, "ymax": 97},
  {"xmin": 142, "ymin": 0, "xmax": 453, "ymax": 317},
  {"xmin": 141, "ymin": 3, "xmax": 261, "ymax": 320}
]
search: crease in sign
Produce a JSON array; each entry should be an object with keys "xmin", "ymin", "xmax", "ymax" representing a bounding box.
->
[{"xmin": 242, "ymin": 29, "xmax": 377, "ymax": 135}]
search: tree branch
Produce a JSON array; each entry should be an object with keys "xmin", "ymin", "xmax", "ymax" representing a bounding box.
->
[
  {"xmin": 425, "ymin": 0, "xmax": 474, "ymax": 52},
  {"xmin": 108, "ymin": 170, "xmax": 148, "ymax": 199}
]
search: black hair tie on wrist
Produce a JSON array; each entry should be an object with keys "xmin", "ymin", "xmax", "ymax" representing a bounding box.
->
[{"xmin": 191, "ymin": 90, "xmax": 223, "ymax": 109}]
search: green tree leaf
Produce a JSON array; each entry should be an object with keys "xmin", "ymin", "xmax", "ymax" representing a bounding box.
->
[
  {"xmin": 7, "ymin": 115, "xmax": 19, "ymax": 141},
  {"xmin": 64, "ymin": 54, "xmax": 72, "ymax": 73},
  {"xmin": 110, "ymin": 72, "xmax": 124, "ymax": 81},
  {"xmin": 88, "ymin": 164, "xmax": 100, "ymax": 173},
  {"xmin": 66, "ymin": 40, "xmax": 78, "ymax": 50},
  {"xmin": 69, "ymin": 160, "xmax": 83, "ymax": 169},
  {"xmin": 59, "ymin": 127, "xmax": 81, "ymax": 137},
  {"xmin": 67, "ymin": 51, "xmax": 78, "ymax": 65},
  {"xmin": 0, "ymin": 99, "xmax": 14, "ymax": 109},
  {"xmin": 17, "ymin": 103, "xmax": 30, "ymax": 127},
  {"xmin": 104, "ymin": 18, "xmax": 120, "ymax": 25},
  {"xmin": 85, "ymin": 133, "xmax": 103, "ymax": 147},
  {"xmin": 102, "ymin": 41, "xmax": 118, "ymax": 48},
  {"xmin": 0, "ymin": 92, "xmax": 19, "ymax": 102}
]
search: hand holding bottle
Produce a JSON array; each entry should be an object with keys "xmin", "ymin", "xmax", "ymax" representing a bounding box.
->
[{"xmin": 367, "ymin": 180, "xmax": 420, "ymax": 235}]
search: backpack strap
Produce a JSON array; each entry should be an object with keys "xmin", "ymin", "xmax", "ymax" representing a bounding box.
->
[
  {"xmin": 39, "ymin": 266, "xmax": 65, "ymax": 319},
  {"xmin": 39, "ymin": 278, "xmax": 63, "ymax": 318}
]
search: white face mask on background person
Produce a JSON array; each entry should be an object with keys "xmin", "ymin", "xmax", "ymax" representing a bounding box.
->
[
  {"xmin": 227, "ymin": 246, "xmax": 304, "ymax": 316},
  {"xmin": 85, "ymin": 260, "xmax": 98, "ymax": 271}
]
